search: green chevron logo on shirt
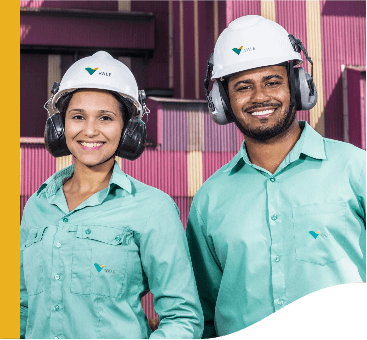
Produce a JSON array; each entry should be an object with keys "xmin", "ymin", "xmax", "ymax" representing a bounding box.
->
[
  {"xmin": 94, "ymin": 263, "xmax": 105, "ymax": 272},
  {"xmin": 309, "ymin": 231, "xmax": 320, "ymax": 239}
]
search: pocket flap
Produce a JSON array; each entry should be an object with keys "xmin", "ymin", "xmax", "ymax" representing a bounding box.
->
[
  {"xmin": 76, "ymin": 225, "xmax": 134, "ymax": 246},
  {"xmin": 21, "ymin": 226, "xmax": 48, "ymax": 250}
]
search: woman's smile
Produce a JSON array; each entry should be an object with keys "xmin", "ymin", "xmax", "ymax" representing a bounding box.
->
[{"xmin": 79, "ymin": 141, "xmax": 106, "ymax": 150}]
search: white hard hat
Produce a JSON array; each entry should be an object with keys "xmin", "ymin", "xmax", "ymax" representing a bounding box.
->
[
  {"xmin": 51, "ymin": 51, "xmax": 141, "ymax": 114},
  {"xmin": 212, "ymin": 15, "xmax": 303, "ymax": 79}
]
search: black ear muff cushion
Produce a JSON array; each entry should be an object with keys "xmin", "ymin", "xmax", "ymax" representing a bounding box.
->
[
  {"xmin": 217, "ymin": 81, "xmax": 234, "ymax": 123},
  {"xmin": 44, "ymin": 114, "xmax": 71, "ymax": 158},
  {"xmin": 117, "ymin": 117, "xmax": 146, "ymax": 161},
  {"xmin": 294, "ymin": 67, "xmax": 317, "ymax": 111}
]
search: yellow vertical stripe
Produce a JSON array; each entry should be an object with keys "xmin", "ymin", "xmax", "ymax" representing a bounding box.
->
[
  {"xmin": 180, "ymin": 0, "xmax": 184, "ymax": 98},
  {"xmin": 187, "ymin": 106, "xmax": 204, "ymax": 152},
  {"xmin": 261, "ymin": 0, "xmax": 276, "ymax": 21},
  {"xmin": 213, "ymin": 0, "xmax": 219, "ymax": 44},
  {"xmin": 56, "ymin": 155, "xmax": 73, "ymax": 172},
  {"xmin": 306, "ymin": 0, "xmax": 325, "ymax": 135},
  {"xmin": 194, "ymin": 0, "xmax": 199, "ymax": 99},
  {"xmin": 187, "ymin": 151, "xmax": 203, "ymax": 197}
]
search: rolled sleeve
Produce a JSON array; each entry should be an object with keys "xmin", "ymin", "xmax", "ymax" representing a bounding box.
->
[
  {"xmin": 186, "ymin": 199, "xmax": 222, "ymax": 339},
  {"xmin": 140, "ymin": 197, "xmax": 203, "ymax": 339}
]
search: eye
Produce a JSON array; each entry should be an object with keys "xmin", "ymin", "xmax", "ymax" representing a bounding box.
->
[
  {"xmin": 100, "ymin": 115, "xmax": 113, "ymax": 121},
  {"xmin": 266, "ymin": 81, "xmax": 281, "ymax": 87},
  {"xmin": 71, "ymin": 114, "xmax": 85, "ymax": 120},
  {"xmin": 237, "ymin": 85, "xmax": 252, "ymax": 91}
]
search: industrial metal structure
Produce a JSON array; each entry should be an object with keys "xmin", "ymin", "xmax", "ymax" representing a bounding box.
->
[{"xmin": 20, "ymin": 0, "xmax": 366, "ymax": 321}]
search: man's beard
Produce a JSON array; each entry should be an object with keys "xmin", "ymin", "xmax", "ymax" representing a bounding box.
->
[{"xmin": 239, "ymin": 103, "xmax": 296, "ymax": 141}]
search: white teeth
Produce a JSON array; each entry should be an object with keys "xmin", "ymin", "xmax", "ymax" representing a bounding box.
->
[
  {"xmin": 80, "ymin": 142, "xmax": 103, "ymax": 147},
  {"xmin": 251, "ymin": 109, "xmax": 275, "ymax": 116}
]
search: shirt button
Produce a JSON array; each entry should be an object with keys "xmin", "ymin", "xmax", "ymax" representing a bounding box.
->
[
  {"xmin": 54, "ymin": 275, "xmax": 60, "ymax": 280},
  {"xmin": 274, "ymin": 256, "xmax": 280, "ymax": 262},
  {"xmin": 270, "ymin": 177, "xmax": 275, "ymax": 182},
  {"xmin": 54, "ymin": 337, "xmax": 58, "ymax": 339},
  {"xmin": 271, "ymin": 215, "xmax": 278, "ymax": 221},
  {"xmin": 62, "ymin": 217, "xmax": 68, "ymax": 223},
  {"xmin": 56, "ymin": 243, "xmax": 61, "ymax": 248},
  {"xmin": 115, "ymin": 235, "xmax": 121, "ymax": 242},
  {"xmin": 85, "ymin": 229, "xmax": 91, "ymax": 235},
  {"xmin": 278, "ymin": 299, "xmax": 284, "ymax": 306},
  {"xmin": 54, "ymin": 305, "xmax": 60, "ymax": 311}
]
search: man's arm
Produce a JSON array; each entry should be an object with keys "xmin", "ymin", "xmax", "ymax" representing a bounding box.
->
[{"xmin": 186, "ymin": 198, "xmax": 222, "ymax": 339}]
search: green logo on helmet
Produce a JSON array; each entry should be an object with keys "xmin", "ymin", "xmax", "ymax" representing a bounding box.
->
[
  {"xmin": 85, "ymin": 67, "xmax": 99, "ymax": 75},
  {"xmin": 232, "ymin": 46, "xmax": 243, "ymax": 55}
]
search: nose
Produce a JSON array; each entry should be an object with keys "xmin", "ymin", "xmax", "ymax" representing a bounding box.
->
[
  {"xmin": 83, "ymin": 118, "xmax": 99, "ymax": 137},
  {"xmin": 251, "ymin": 85, "xmax": 271, "ymax": 103}
]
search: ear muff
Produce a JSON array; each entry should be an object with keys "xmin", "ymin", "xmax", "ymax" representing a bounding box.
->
[
  {"xmin": 294, "ymin": 67, "xmax": 317, "ymax": 110},
  {"xmin": 116, "ymin": 116, "xmax": 146, "ymax": 160},
  {"xmin": 203, "ymin": 54, "xmax": 233, "ymax": 125},
  {"xmin": 44, "ymin": 113, "xmax": 71, "ymax": 158}
]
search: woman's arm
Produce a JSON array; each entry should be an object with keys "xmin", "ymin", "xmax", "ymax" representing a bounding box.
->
[{"xmin": 139, "ymin": 197, "xmax": 204, "ymax": 339}]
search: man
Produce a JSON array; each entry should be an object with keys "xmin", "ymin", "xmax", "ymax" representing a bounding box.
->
[{"xmin": 186, "ymin": 15, "xmax": 366, "ymax": 338}]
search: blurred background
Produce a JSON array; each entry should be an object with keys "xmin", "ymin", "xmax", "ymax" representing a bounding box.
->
[{"xmin": 20, "ymin": 0, "xmax": 366, "ymax": 324}]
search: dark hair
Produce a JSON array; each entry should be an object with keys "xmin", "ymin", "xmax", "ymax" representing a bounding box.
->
[{"xmin": 57, "ymin": 89, "xmax": 131, "ymax": 127}]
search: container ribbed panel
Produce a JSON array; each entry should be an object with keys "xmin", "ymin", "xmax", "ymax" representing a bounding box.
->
[
  {"xmin": 141, "ymin": 292, "xmax": 158, "ymax": 321},
  {"xmin": 161, "ymin": 103, "xmax": 188, "ymax": 150},
  {"xmin": 172, "ymin": 196, "xmax": 191, "ymax": 229},
  {"xmin": 122, "ymin": 150, "xmax": 188, "ymax": 197},
  {"xmin": 320, "ymin": 0, "xmax": 366, "ymax": 140},
  {"xmin": 20, "ymin": 143, "xmax": 56, "ymax": 197},
  {"xmin": 187, "ymin": 104, "xmax": 205, "ymax": 151},
  {"xmin": 226, "ymin": 0, "xmax": 261, "ymax": 24},
  {"xmin": 204, "ymin": 114, "xmax": 238, "ymax": 151}
]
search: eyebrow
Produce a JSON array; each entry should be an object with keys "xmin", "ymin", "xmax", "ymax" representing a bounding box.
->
[
  {"xmin": 67, "ymin": 108, "xmax": 118, "ymax": 117},
  {"xmin": 232, "ymin": 74, "xmax": 284, "ymax": 88}
]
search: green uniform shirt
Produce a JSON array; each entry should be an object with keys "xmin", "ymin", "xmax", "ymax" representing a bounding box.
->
[
  {"xmin": 186, "ymin": 121, "xmax": 366, "ymax": 338},
  {"xmin": 20, "ymin": 162, "xmax": 203, "ymax": 339}
]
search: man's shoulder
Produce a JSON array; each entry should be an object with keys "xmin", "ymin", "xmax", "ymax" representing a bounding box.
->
[{"xmin": 323, "ymin": 138, "xmax": 365, "ymax": 161}]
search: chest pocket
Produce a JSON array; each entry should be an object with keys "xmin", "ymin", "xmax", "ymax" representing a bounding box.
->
[
  {"xmin": 21, "ymin": 226, "xmax": 48, "ymax": 296},
  {"xmin": 292, "ymin": 202, "xmax": 347, "ymax": 266},
  {"xmin": 70, "ymin": 225, "xmax": 138, "ymax": 298}
]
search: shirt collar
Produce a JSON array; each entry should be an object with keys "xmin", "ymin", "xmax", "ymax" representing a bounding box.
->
[
  {"xmin": 223, "ymin": 121, "xmax": 326, "ymax": 174},
  {"xmin": 37, "ymin": 161, "xmax": 132, "ymax": 198}
]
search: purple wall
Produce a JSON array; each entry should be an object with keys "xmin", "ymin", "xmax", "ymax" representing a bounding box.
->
[
  {"xmin": 20, "ymin": 10, "xmax": 155, "ymax": 50},
  {"xmin": 346, "ymin": 68, "xmax": 365, "ymax": 149},
  {"xmin": 20, "ymin": 54, "xmax": 48, "ymax": 137},
  {"xmin": 276, "ymin": 0, "xmax": 310, "ymax": 123},
  {"xmin": 20, "ymin": 0, "xmax": 119, "ymax": 11},
  {"xmin": 321, "ymin": 0, "xmax": 366, "ymax": 140}
]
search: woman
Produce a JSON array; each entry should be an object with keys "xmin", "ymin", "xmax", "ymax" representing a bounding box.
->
[{"xmin": 20, "ymin": 51, "xmax": 203, "ymax": 339}]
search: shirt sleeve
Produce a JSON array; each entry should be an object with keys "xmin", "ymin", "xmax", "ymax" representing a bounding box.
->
[
  {"xmin": 357, "ymin": 155, "xmax": 366, "ymax": 224},
  {"xmin": 139, "ymin": 197, "xmax": 204, "ymax": 339},
  {"xmin": 186, "ymin": 198, "xmax": 222, "ymax": 339},
  {"xmin": 20, "ymin": 207, "xmax": 30, "ymax": 339}
]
